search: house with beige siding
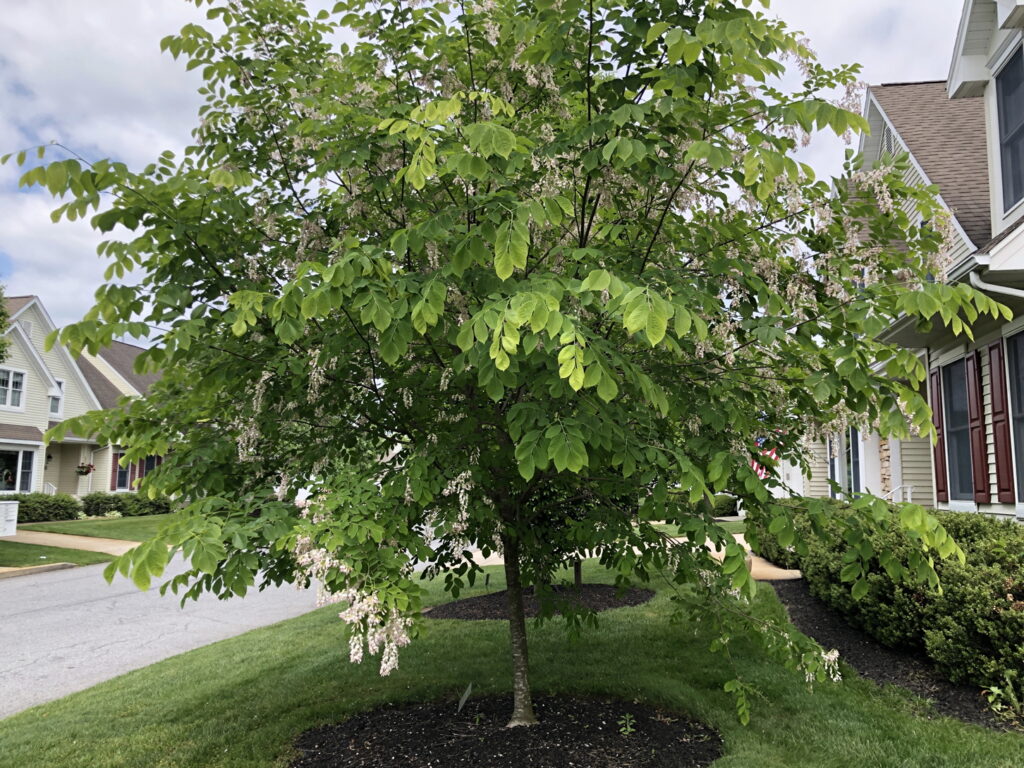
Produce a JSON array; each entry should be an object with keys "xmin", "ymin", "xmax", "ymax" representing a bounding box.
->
[
  {"xmin": 801, "ymin": 0, "xmax": 1024, "ymax": 523},
  {"xmin": 0, "ymin": 295, "xmax": 160, "ymax": 497}
]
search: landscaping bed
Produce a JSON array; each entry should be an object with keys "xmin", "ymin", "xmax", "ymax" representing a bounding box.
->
[
  {"xmin": 769, "ymin": 578, "xmax": 1003, "ymax": 730},
  {"xmin": 290, "ymin": 695, "xmax": 722, "ymax": 768},
  {"xmin": 425, "ymin": 584, "xmax": 654, "ymax": 621},
  {"xmin": 1, "ymin": 563, "xmax": 1022, "ymax": 768}
]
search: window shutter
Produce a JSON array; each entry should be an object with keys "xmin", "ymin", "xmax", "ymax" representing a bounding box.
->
[
  {"xmin": 989, "ymin": 341, "xmax": 1016, "ymax": 503},
  {"xmin": 930, "ymin": 369, "xmax": 949, "ymax": 503},
  {"xmin": 110, "ymin": 452, "xmax": 121, "ymax": 491},
  {"xmin": 965, "ymin": 352, "xmax": 990, "ymax": 504}
]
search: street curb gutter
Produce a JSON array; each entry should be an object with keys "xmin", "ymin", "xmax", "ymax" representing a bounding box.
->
[{"xmin": 0, "ymin": 562, "xmax": 76, "ymax": 580}]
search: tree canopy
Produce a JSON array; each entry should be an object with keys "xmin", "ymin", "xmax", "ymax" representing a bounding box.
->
[{"xmin": 5, "ymin": 0, "xmax": 1006, "ymax": 726}]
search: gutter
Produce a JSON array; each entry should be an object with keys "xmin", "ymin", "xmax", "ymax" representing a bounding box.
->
[{"xmin": 969, "ymin": 270, "xmax": 1024, "ymax": 300}]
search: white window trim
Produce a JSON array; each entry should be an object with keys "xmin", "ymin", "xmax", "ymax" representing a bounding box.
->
[
  {"xmin": 0, "ymin": 446, "xmax": 38, "ymax": 493},
  {"xmin": 948, "ymin": 500, "xmax": 979, "ymax": 513},
  {"xmin": 49, "ymin": 379, "xmax": 64, "ymax": 418},
  {"xmin": 0, "ymin": 366, "xmax": 28, "ymax": 412}
]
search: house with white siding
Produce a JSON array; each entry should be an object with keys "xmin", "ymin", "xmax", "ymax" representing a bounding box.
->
[
  {"xmin": 803, "ymin": 0, "xmax": 1024, "ymax": 522},
  {"xmin": 0, "ymin": 295, "xmax": 160, "ymax": 497}
]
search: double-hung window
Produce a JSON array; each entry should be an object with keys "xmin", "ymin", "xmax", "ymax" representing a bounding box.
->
[
  {"xmin": 0, "ymin": 369, "xmax": 25, "ymax": 409},
  {"xmin": 49, "ymin": 380, "xmax": 63, "ymax": 417},
  {"xmin": 997, "ymin": 48, "xmax": 1024, "ymax": 211},
  {"xmin": 942, "ymin": 359, "xmax": 974, "ymax": 501},
  {"xmin": 114, "ymin": 452, "xmax": 131, "ymax": 491}
]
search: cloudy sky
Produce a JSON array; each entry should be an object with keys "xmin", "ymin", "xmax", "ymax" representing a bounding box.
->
[{"xmin": 0, "ymin": 0, "xmax": 965, "ymax": 328}]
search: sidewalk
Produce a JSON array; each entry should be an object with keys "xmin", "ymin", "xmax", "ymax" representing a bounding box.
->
[
  {"xmin": 471, "ymin": 531, "xmax": 802, "ymax": 581},
  {"xmin": 1, "ymin": 530, "xmax": 137, "ymax": 556}
]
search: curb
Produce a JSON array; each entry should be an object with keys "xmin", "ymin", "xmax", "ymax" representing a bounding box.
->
[{"xmin": 0, "ymin": 562, "xmax": 77, "ymax": 580}]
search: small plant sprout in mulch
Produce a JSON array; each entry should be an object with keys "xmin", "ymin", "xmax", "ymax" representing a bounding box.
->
[{"xmin": 289, "ymin": 695, "xmax": 722, "ymax": 768}]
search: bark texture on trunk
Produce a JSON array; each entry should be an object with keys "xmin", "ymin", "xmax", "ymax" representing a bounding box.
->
[
  {"xmin": 573, "ymin": 559, "xmax": 583, "ymax": 589},
  {"xmin": 501, "ymin": 530, "xmax": 538, "ymax": 727}
]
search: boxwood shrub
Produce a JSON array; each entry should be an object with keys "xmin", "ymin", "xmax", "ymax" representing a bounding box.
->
[
  {"xmin": 748, "ymin": 499, "xmax": 1024, "ymax": 694},
  {"xmin": 80, "ymin": 492, "xmax": 128, "ymax": 517},
  {"xmin": 7, "ymin": 492, "xmax": 81, "ymax": 522}
]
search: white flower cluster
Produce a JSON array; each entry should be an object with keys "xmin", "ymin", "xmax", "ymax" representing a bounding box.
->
[{"xmin": 292, "ymin": 503, "xmax": 412, "ymax": 677}]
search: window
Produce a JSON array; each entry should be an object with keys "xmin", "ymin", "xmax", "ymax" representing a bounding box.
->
[
  {"xmin": 0, "ymin": 369, "xmax": 24, "ymax": 409},
  {"xmin": 114, "ymin": 452, "xmax": 130, "ymax": 491},
  {"xmin": 846, "ymin": 428, "xmax": 862, "ymax": 494},
  {"xmin": 1006, "ymin": 333, "xmax": 1024, "ymax": 501},
  {"xmin": 998, "ymin": 48, "xmax": 1024, "ymax": 210},
  {"xmin": 828, "ymin": 428, "xmax": 861, "ymax": 498},
  {"xmin": 942, "ymin": 359, "xmax": 974, "ymax": 501},
  {"xmin": 142, "ymin": 456, "xmax": 157, "ymax": 476},
  {"xmin": 49, "ymin": 380, "xmax": 63, "ymax": 416},
  {"xmin": 0, "ymin": 449, "xmax": 35, "ymax": 492}
]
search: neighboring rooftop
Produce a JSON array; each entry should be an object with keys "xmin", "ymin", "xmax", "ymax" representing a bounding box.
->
[
  {"xmin": 98, "ymin": 340, "xmax": 159, "ymax": 396},
  {"xmin": 869, "ymin": 80, "xmax": 991, "ymax": 248},
  {"xmin": 5, "ymin": 295, "xmax": 35, "ymax": 317},
  {"xmin": 76, "ymin": 354, "xmax": 126, "ymax": 410}
]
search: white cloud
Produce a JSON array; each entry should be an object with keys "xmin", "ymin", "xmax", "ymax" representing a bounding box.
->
[{"xmin": 0, "ymin": 0, "xmax": 970, "ymax": 327}]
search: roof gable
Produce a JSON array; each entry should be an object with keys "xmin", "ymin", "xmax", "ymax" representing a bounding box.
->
[
  {"xmin": 97, "ymin": 341, "xmax": 159, "ymax": 396},
  {"xmin": 868, "ymin": 81, "xmax": 991, "ymax": 247}
]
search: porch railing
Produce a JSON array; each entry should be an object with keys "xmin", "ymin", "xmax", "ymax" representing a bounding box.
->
[{"xmin": 42, "ymin": 482, "xmax": 58, "ymax": 496}]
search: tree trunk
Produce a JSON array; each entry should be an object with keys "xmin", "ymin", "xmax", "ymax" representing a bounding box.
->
[
  {"xmin": 501, "ymin": 529, "xmax": 538, "ymax": 727},
  {"xmin": 573, "ymin": 559, "xmax": 583, "ymax": 589}
]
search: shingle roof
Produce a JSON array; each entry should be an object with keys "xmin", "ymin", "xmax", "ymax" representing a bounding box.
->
[
  {"xmin": 76, "ymin": 354, "xmax": 125, "ymax": 410},
  {"xmin": 4, "ymin": 296, "xmax": 35, "ymax": 317},
  {"xmin": 0, "ymin": 423, "xmax": 43, "ymax": 442},
  {"xmin": 870, "ymin": 81, "xmax": 991, "ymax": 247},
  {"xmin": 97, "ymin": 341, "xmax": 160, "ymax": 396}
]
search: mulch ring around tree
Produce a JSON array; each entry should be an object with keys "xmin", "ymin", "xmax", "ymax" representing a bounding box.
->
[
  {"xmin": 768, "ymin": 579, "xmax": 1006, "ymax": 730},
  {"xmin": 289, "ymin": 694, "xmax": 723, "ymax": 768},
  {"xmin": 423, "ymin": 584, "xmax": 655, "ymax": 621}
]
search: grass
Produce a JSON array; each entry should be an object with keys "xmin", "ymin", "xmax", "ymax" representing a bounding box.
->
[
  {"xmin": 0, "ymin": 540, "xmax": 112, "ymax": 568},
  {"xmin": 0, "ymin": 562, "xmax": 1021, "ymax": 768},
  {"xmin": 19, "ymin": 514, "xmax": 171, "ymax": 542}
]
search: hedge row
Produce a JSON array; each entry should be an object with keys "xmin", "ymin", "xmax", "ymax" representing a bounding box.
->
[
  {"xmin": 747, "ymin": 500, "xmax": 1024, "ymax": 694},
  {"xmin": 81, "ymin": 492, "xmax": 171, "ymax": 518},
  {"xmin": 5, "ymin": 492, "xmax": 171, "ymax": 522}
]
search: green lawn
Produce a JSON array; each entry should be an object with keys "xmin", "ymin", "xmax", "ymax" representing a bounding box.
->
[
  {"xmin": 19, "ymin": 514, "xmax": 171, "ymax": 542},
  {"xmin": 0, "ymin": 562, "xmax": 1020, "ymax": 768},
  {"xmin": 0, "ymin": 540, "xmax": 112, "ymax": 568}
]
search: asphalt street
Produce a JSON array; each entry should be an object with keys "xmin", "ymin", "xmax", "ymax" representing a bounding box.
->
[{"xmin": 0, "ymin": 556, "xmax": 316, "ymax": 719}]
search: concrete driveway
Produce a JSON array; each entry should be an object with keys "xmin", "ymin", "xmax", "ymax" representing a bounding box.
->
[{"xmin": 0, "ymin": 555, "xmax": 316, "ymax": 719}]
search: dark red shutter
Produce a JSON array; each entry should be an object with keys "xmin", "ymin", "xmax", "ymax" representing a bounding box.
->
[
  {"xmin": 965, "ymin": 352, "xmax": 990, "ymax": 504},
  {"xmin": 930, "ymin": 370, "xmax": 949, "ymax": 503},
  {"xmin": 989, "ymin": 341, "xmax": 1016, "ymax": 503},
  {"xmin": 110, "ymin": 452, "xmax": 121, "ymax": 491},
  {"xmin": 129, "ymin": 460, "xmax": 137, "ymax": 488}
]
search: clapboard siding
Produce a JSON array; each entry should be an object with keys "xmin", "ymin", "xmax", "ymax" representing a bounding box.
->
[{"xmin": 900, "ymin": 436, "xmax": 935, "ymax": 508}]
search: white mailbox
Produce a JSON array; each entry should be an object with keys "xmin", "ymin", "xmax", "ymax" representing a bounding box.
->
[{"xmin": 0, "ymin": 500, "xmax": 18, "ymax": 537}]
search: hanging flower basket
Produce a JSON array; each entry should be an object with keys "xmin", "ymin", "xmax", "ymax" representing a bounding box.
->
[{"xmin": 75, "ymin": 463, "xmax": 96, "ymax": 476}]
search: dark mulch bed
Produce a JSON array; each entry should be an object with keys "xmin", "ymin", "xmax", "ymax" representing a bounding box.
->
[
  {"xmin": 768, "ymin": 578, "xmax": 1004, "ymax": 730},
  {"xmin": 290, "ymin": 694, "xmax": 722, "ymax": 768},
  {"xmin": 424, "ymin": 584, "xmax": 655, "ymax": 621}
]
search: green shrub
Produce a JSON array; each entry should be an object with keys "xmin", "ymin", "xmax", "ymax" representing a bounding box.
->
[
  {"xmin": 81, "ymin": 492, "xmax": 171, "ymax": 517},
  {"xmin": 9, "ymin": 493, "xmax": 80, "ymax": 522},
  {"xmin": 80, "ymin": 492, "xmax": 129, "ymax": 517},
  {"xmin": 712, "ymin": 494, "xmax": 739, "ymax": 517},
  {"xmin": 752, "ymin": 498, "xmax": 1024, "ymax": 696},
  {"xmin": 123, "ymin": 495, "xmax": 172, "ymax": 517}
]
